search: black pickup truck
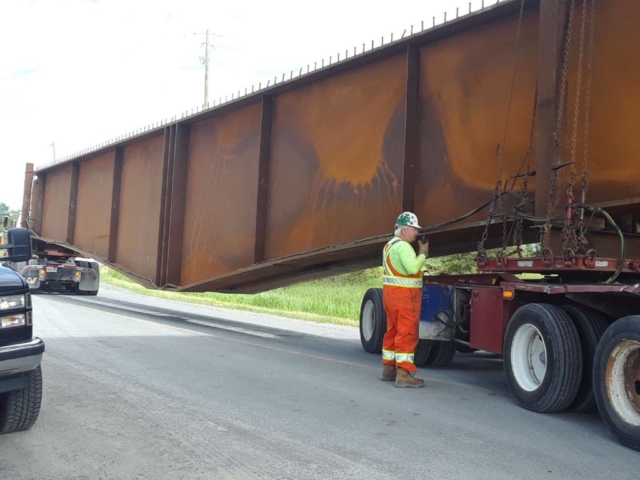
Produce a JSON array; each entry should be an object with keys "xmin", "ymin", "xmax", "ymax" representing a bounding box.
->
[{"xmin": 0, "ymin": 227, "xmax": 44, "ymax": 433}]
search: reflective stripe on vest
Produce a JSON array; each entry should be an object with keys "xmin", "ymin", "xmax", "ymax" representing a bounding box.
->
[
  {"xmin": 382, "ymin": 238, "xmax": 422, "ymax": 289},
  {"xmin": 383, "ymin": 277, "xmax": 423, "ymax": 288}
]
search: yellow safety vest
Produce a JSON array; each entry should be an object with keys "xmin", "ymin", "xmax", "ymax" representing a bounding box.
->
[{"xmin": 382, "ymin": 238, "xmax": 423, "ymax": 289}]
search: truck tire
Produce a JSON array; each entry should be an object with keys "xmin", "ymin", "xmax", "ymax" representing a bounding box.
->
[
  {"xmin": 359, "ymin": 288, "xmax": 386, "ymax": 354},
  {"xmin": 0, "ymin": 365, "xmax": 43, "ymax": 434},
  {"xmin": 423, "ymin": 340, "xmax": 457, "ymax": 367},
  {"xmin": 504, "ymin": 304, "xmax": 582, "ymax": 413},
  {"xmin": 593, "ymin": 316, "xmax": 640, "ymax": 451},
  {"xmin": 86, "ymin": 289, "xmax": 99, "ymax": 296},
  {"xmin": 414, "ymin": 339, "xmax": 433, "ymax": 366},
  {"xmin": 561, "ymin": 305, "xmax": 609, "ymax": 413}
]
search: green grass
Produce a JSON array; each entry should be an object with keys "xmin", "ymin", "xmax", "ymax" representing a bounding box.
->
[
  {"xmin": 100, "ymin": 246, "xmax": 543, "ymax": 326},
  {"xmin": 100, "ymin": 266, "xmax": 383, "ymax": 327}
]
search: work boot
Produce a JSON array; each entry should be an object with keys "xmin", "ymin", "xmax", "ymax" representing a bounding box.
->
[
  {"xmin": 395, "ymin": 369, "xmax": 425, "ymax": 388},
  {"xmin": 380, "ymin": 365, "xmax": 397, "ymax": 381}
]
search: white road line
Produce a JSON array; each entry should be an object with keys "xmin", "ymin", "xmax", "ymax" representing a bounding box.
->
[{"xmin": 64, "ymin": 297, "xmax": 278, "ymax": 338}]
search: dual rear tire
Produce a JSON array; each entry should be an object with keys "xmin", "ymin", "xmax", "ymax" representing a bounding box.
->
[
  {"xmin": 504, "ymin": 303, "xmax": 640, "ymax": 451},
  {"xmin": 504, "ymin": 304, "xmax": 583, "ymax": 413},
  {"xmin": 504, "ymin": 303, "xmax": 609, "ymax": 414},
  {"xmin": 414, "ymin": 339, "xmax": 456, "ymax": 367}
]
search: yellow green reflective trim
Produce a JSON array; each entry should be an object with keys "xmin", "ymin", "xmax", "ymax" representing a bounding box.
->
[
  {"xmin": 382, "ymin": 276, "xmax": 423, "ymax": 288},
  {"xmin": 382, "ymin": 349, "xmax": 395, "ymax": 361},
  {"xmin": 395, "ymin": 353, "xmax": 415, "ymax": 364}
]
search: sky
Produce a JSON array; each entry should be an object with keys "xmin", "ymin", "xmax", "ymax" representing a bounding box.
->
[{"xmin": 0, "ymin": 0, "xmax": 502, "ymax": 210}]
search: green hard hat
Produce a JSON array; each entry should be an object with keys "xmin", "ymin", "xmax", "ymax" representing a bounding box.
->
[{"xmin": 395, "ymin": 212, "xmax": 421, "ymax": 229}]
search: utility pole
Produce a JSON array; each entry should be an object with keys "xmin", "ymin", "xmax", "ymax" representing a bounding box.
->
[
  {"xmin": 194, "ymin": 30, "xmax": 222, "ymax": 108},
  {"xmin": 50, "ymin": 142, "xmax": 56, "ymax": 162}
]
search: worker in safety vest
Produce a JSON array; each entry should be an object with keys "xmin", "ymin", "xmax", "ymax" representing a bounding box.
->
[{"xmin": 381, "ymin": 212, "xmax": 428, "ymax": 387}]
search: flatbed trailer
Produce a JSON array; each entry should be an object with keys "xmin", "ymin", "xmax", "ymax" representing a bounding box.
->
[{"xmin": 359, "ymin": 256, "xmax": 640, "ymax": 451}]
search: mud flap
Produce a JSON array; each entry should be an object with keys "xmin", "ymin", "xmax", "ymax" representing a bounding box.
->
[
  {"xmin": 78, "ymin": 270, "xmax": 99, "ymax": 293},
  {"xmin": 21, "ymin": 269, "xmax": 41, "ymax": 291}
]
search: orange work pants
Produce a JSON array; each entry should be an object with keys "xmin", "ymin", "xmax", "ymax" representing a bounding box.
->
[{"xmin": 382, "ymin": 286, "xmax": 422, "ymax": 373}]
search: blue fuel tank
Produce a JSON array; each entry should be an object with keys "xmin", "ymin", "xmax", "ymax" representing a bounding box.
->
[{"xmin": 419, "ymin": 283, "xmax": 455, "ymax": 340}]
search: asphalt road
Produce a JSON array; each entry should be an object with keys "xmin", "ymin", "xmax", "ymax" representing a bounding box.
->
[{"xmin": 0, "ymin": 286, "xmax": 637, "ymax": 479}]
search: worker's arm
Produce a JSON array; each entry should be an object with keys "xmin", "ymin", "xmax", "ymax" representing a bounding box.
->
[{"xmin": 395, "ymin": 241, "xmax": 427, "ymax": 275}]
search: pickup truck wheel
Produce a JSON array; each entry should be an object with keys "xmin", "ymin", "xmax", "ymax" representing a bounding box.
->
[
  {"xmin": 359, "ymin": 288, "xmax": 386, "ymax": 354},
  {"xmin": 561, "ymin": 305, "xmax": 609, "ymax": 413},
  {"xmin": 593, "ymin": 316, "xmax": 640, "ymax": 451},
  {"xmin": 0, "ymin": 365, "xmax": 43, "ymax": 434},
  {"xmin": 504, "ymin": 304, "xmax": 582, "ymax": 413}
]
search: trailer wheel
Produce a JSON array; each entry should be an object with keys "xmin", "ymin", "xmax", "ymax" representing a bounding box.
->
[
  {"xmin": 359, "ymin": 288, "xmax": 386, "ymax": 354},
  {"xmin": 414, "ymin": 340, "xmax": 433, "ymax": 366},
  {"xmin": 504, "ymin": 304, "xmax": 582, "ymax": 413},
  {"xmin": 422, "ymin": 340, "xmax": 457, "ymax": 367},
  {"xmin": 593, "ymin": 316, "xmax": 640, "ymax": 451},
  {"xmin": 561, "ymin": 305, "xmax": 609, "ymax": 413}
]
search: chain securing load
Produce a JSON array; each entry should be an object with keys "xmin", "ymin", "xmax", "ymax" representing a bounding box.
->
[
  {"xmin": 477, "ymin": 0, "xmax": 600, "ymax": 271},
  {"xmin": 543, "ymin": 0, "xmax": 597, "ymax": 266}
]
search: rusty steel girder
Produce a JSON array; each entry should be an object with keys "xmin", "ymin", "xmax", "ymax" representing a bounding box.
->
[{"xmin": 24, "ymin": 0, "xmax": 640, "ymax": 293}]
